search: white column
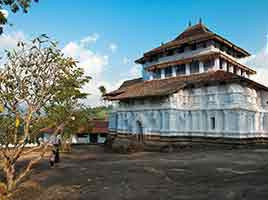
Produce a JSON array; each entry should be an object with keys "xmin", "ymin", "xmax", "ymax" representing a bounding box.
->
[
  {"xmin": 199, "ymin": 61, "xmax": 204, "ymax": 73},
  {"xmin": 222, "ymin": 61, "xmax": 227, "ymax": 71},
  {"xmin": 200, "ymin": 111, "xmax": 204, "ymax": 131},
  {"xmin": 236, "ymin": 68, "xmax": 241, "ymax": 76},
  {"xmin": 186, "ymin": 63, "xmax": 190, "ymax": 75},
  {"xmin": 149, "ymin": 72, "xmax": 154, "ymax": 80},
  {"xmin": 215, "ymin": 111, "xmax": 221, "ymax": 132},
  {"xmin": 229, "ymin": 65, "xmax": 234, "ymax": 73},
  {"xmin": 186, "ymin": 111, "xmax": 192, "ymax": 131},
  {"xmin": 260, "ymin": 112, "xmax": 264, "ymax": 132},
  {"xmin": 242, "ymin": 71, "xmax": 247, "ymax": 77},
  {"xmin": 161, "ymin": 68, "xmax": 165, "ymax": 79},
  {"xmin": 172, "ymin": 66, "xmax": 176, "ymax": 77},
  {"xmin": 223, "ymin": 111, "xmax": 228, "ymax": 131},
  {"xmin": 214, "ymin": 58, "xmax": 220, "ymax": 70},
  {"xmin": 255, "ymin": 112, "xmax": 260, "ymax": 132}
]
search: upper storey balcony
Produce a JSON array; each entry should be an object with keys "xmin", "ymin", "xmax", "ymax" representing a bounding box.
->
[
  {"xmin": 135, "ymin": 22, "xmax": 255, "ymax": 81},
  {"xmin": 145, "ymin": 52, "xmax": 255, "ymax": 80}
]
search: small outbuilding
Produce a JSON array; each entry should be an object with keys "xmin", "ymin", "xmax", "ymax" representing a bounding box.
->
[
  {"xmin": 40, "ymin": 119, "xmax": 109, "ymax": 145},
  {"xmin": 72, "ymin": 119, "xmax": 109, "ymax": 144}
]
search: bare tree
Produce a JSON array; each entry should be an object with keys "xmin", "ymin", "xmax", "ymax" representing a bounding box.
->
[{"xmin": 0, "ymin": 35, "xmax": 90, "ymax": 196}]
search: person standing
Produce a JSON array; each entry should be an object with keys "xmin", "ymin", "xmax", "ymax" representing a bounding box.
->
[{"xmin": 54, "ymin": 134, "xmax": 61, "ymax": 163}]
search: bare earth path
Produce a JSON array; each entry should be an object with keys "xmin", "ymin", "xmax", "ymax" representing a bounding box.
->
[{"xmin": 10, "ymin": 146, "xmax": 268, "ymax": 200}]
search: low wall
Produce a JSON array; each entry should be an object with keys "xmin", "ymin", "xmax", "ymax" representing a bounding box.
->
[{"xmin": 108, "ymin": 132, "xmax": 268, "ymax": 152}]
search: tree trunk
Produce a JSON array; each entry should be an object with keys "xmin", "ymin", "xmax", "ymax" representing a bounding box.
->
[
  {"xmin": 4, "ymin": 163, "xmax": 15, "ymax": 193},
  {"xmin": 61, "ymin": 138, "xmax": 72, "ymax": 152}
]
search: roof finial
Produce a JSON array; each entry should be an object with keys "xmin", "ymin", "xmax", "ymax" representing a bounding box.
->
[
  {"xmin": 199, "ymin": 18, "xmax": 202, "ymax": 24},
  {"xmin": 188, "ymin": 20, "xmax": 192, "ymax": 27}
]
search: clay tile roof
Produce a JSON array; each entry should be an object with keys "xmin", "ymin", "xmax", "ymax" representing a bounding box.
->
[
  {"xmin": 91, "ymin": 120, "xmax": 109, "ymax": 134},
  {"xmin": 119, "ymin": 78, "xmax": 143, "ymax": 89},
  {"xmin": 105, "ymin": 71, "xmax": 268, "ymax": 101},
  {"xmin": 135, "ymin": 23, "xmax": 250, "ymax": 64},
  {"xmin": 175, "ymin": 23, "xmax": 212, "ymax": 40}
]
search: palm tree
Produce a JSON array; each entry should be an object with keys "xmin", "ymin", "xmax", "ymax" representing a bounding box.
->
[{"xmin": 98, "ymin": 85, "xmax": 107, "ymax": 106}]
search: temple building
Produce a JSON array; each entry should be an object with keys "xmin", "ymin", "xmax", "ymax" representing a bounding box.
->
[{"xmin": 105, "ymin": 22, "xmax": 268, "ymax": 145}]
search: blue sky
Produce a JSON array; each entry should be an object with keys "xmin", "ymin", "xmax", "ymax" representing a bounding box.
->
[{"xmin": 1, "ymin": 0, "xmax": 268, "ymax": 106}]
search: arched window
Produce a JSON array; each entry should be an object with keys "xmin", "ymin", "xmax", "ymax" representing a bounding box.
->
[{"xmin": 210, "ymin": 117, "xmax": 216, "ymax": 130}]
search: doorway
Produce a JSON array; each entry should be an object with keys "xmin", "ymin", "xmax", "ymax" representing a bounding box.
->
[{"xmin": 136, "ymin": 121, "xmax": 144, "ymax": 142}]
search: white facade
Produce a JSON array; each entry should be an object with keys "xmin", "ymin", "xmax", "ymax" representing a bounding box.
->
[
  {"xmin": 108, "ymin": 24, "xmax": 268, "ymax": 141},
  {"xmin": 109, "ymin": 84, "xmax": 268, "ymax": 139}
]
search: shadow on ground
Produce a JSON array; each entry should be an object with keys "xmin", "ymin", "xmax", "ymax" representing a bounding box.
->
[{"xmin": 9, "ymin": 145, "xmax": 268, "ymax": 200}]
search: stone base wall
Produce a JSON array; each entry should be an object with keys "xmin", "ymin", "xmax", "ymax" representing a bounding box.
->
[{"xmin": 108, "ymin": 132, "xmax": 268, "ymax": 152}]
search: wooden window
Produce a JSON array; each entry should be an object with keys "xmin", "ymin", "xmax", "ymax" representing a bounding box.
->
[
  {"xmin": 190, "ymin": 61, "xmax": 199, "ymax": 74},
  {"xmin": 219, "ymin": 58, "xmax": 223, "ymax": 69},
  {"xmin": 153, "ymin": 69, "xmax": 161, "ymax": 79},
  {"xmin": 220, "ymin": 44, "xmax": 225, "ymax": 51},
  {"xmin": 152, "ymin": 55, "xmax": 158, "ymax": 62},
  {"xmin": 204, "ymin": 59, "xmax": 214, "ymax": 71},
  {"xmin": 165, "ymin": 67, "xmax": 172, "ymax": 78},
  {"xmin": 177, "ymin": 47, "xmax": 184, "ymax": 53},
  {"xmin": 191, "ymin": 44, "xmax": 197, "ymax": 50},
  {"xmin": 227, "ymin": 62, "xmax": 230, "ymax": 72},
  {"xmin": 100, "ymin": 133, "xmax": 107, "ymax": 138},
  {"xmin": 166, "ymin": 50, "xmax": 174, "ymax": 56},
  {"xmin": 233, "ymin": 67, "xmax": 237, "ymax": 74},
  {"xmin": 176, "ymin": 64, "xmax": 186, "ymax": 75},
  {"xmin": 215, "ymin": 42, "xmax": 220, "ymax": 49}
]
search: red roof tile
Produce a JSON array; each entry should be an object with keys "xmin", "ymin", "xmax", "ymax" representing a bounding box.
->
[
  {"xmin": 136, "ymin": 23, "xmax": 250, "ymax": 64},
  {"xmin": 105, "ymin": 71, "xmax": 268, "ymax": 101},
  {"xmin": 91, "ymin": 120, "xmax": 109, "ymax": 134}
]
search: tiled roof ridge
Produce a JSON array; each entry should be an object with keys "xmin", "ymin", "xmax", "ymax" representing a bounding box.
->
[
  {"xmin": 105, "ymin": 70, "xmax": 268, "ymax": 100},
  {"xmin": 136, "ymin": 23, "xmax": 250, "ymax": 64},
  {"xmin": 175, "ymin": 23, "xmax": 212, "ymax": 40}
]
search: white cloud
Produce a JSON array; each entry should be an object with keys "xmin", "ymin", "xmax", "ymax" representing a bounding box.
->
[
  {"xmin": 63, "ymin": 39, "xmax": 111, "ymax": 107},
  {"xmin": 62, "ymin": 38, "xmax": 141, "ymax": 107},
  {"xmin": 241, "ymin": 40, "xmax": 268, "ymax": 87},
  {"xmin": 62, "ymin": 37, "xmax": 142, "ymax": 107},
  {"xmin": 0, "ymin": 31, "xmax": 25, "ymax": 50},
  {"xmin": 123, "ymin": 57, "xmax": 130, "ymax": 64},
  {"xmin": 129, "ymin": 64, "xmax": 141, "ymax": 77},
  {"xmin": 109, "ymin": 43, "xmax": 118, "ymax": 53},
  {"xmin": 0, "ymin": 31, "xmax": 140, "ymax": 107},
  {"xmin": 0, "ymin": 31, "xmax": 26, "ymax": 66},
  {"xmin": 63, "ymin": 41, "xmax": 108, "ymax": 78},
  {"xmin": 80, "ymin": 33, "xmax": 99, "ymax": 47}
]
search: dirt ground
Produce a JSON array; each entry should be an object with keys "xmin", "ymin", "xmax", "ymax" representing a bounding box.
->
[{"xmin": 8, "ymin": 145, "xmax": 268, "ymax": 200}]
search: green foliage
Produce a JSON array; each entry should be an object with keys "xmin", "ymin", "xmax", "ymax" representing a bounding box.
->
[
  {"xmin": 0, "ymin": 34, "xmax": 91, "ymax": 142},
  {"xmin": 41, "ymin": 105, "xmax": 110, "ymax": 140},
  {"xmin": 98, "ymin": 85, "xmax": 106, "ymax": 96},
  {"xmin": 0, "ymin": 35, "xmax": 91, "ymax": 193}
]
